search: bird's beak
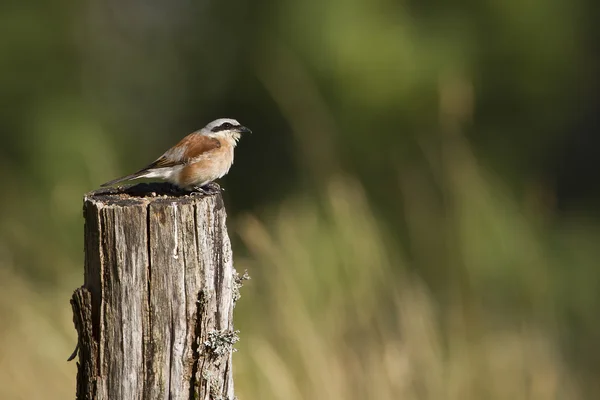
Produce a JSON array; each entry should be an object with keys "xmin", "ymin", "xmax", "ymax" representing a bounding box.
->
[{"xmin": 237, "ymin": 125, "xmax": 252, "ymax": 134}]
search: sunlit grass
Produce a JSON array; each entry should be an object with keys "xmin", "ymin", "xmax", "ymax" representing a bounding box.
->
[
  {"xmin": 0, "ymin": 269, "xmax": 78, "ymax": 400},
  {"xmin": 233, "ymin": 176, "xmax": 582, "ymax": 400}
]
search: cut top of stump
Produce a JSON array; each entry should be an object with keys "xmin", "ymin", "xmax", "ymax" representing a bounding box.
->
[{"xmin": 85, "ymin": 182, "xmax": 225, "ymax": 209}]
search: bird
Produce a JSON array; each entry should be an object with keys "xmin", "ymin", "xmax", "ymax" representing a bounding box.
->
[{"xmin": 101, "ymin": 118, "xmax": 251, "ymax": 194}]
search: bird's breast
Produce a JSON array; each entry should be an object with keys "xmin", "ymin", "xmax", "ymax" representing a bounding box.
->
[{"xmin": 176, "ymin": 144, "xmax": 234, "ymax": 188}]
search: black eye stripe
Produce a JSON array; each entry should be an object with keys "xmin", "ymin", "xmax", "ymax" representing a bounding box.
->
[{"xmin": 210, "ymin": 122, "xmax": 238, "ymax": 132}]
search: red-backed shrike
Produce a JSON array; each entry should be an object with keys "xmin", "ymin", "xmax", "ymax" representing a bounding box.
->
[{"xmin": 101, "ymin": 118, "xmax": 251, "ymax": 193}]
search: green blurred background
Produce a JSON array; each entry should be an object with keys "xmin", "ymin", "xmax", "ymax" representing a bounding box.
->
[{"xmin": 1, "ymin": 0, "xmax": 599, "ymax": 398}]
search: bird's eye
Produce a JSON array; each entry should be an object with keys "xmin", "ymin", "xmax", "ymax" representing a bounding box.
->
[{"xmin": 221, "ymin": 122, "xmax": 233, "ymax": 129}]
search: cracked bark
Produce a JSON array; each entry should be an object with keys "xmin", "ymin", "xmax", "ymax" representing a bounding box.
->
[{"xmin": 70, "ymin": 184, "xmax": 237, "ymax": 400}]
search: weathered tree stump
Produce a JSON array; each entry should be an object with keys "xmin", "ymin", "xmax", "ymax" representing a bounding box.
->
[{"xmin": 70, "ymin": 183, "xmax": 242, "ymax": 400}]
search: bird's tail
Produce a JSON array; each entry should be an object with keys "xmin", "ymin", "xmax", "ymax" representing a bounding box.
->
[{"xmin": 100, "ymin": 170, "xmax": 149, "ymax": 187}]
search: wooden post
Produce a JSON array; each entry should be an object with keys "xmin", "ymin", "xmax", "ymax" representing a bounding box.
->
[{"xmin": 69, "ymin": 184, "xmax": 242, "ymax": 400}]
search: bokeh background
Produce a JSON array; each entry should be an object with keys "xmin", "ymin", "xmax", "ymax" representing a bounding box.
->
[{"xmin": 1, "ymin": 0, "xmax": 599, "ymax": 398}]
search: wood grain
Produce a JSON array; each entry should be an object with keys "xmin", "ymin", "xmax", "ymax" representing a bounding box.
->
[{"xmin": 71, "ymin": 185, "xmax": 237, "ymax": 400}]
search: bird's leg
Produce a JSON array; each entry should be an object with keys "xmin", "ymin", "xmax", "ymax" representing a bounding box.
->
[
  {"xmin": 191, "ymin": 182, "xmax": 222, "ymax": 195},
  {"xmin": 191, "ymin": 186, "xmax": 209, "ymax": 195},
  {"xmin": 204, "ymin": 182, "xmax": 222, "ymax": 193}
]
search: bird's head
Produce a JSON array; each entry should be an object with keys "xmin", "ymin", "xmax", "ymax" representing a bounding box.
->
[{"xmin": 202, "ymin": 118, "xmax": 251, "ymax": 143}]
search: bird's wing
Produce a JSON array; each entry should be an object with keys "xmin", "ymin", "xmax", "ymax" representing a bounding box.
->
[
  {"xmin": 146, "ymin": 134, "xmax": 221, "ymax": 170},
  {"xmin": 100, "ymin": 134, "xmax": 221, "ymax": 187}
]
